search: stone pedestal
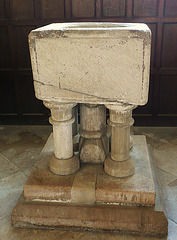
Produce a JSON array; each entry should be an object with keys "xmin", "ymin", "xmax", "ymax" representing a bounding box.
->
[
  {"xmin": 105, "ymin": 104, "xmax": 135, "ymax": 178},
  {"xmin": 44, "ymin": 101, "xmax": 80, "ymax": 175},
  {"xmin": 11, "ymin": 134, "xmax": 168, "ymax": 236},
  {"xmin": 79, "ymin": 104, "xmax": 109, "ymax": 163}
]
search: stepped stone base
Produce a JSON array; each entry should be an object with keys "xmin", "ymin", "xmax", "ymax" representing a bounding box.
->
[
  {"xmin": 11, "ymin": 135, "xmax": 168, "ymax": 236},
  {"xmin": 12, "ymin": 195, "xmax": 167, "ymax": 236}
]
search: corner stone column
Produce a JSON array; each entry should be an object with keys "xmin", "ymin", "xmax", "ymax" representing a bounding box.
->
[
  {"xmin": 44, "ymin": 101, "xmax": 80, "ymax": 175},
  {"xmin": 104, "ymin": 104, "xmax": 136, "ymax": 178},
  {"xmin": 72, "ymin": 105, "xmax": 79, "ymax": 152},
  {"xmin": 79, "ymin": 104, "xmax": 109, "ymax": 163}
]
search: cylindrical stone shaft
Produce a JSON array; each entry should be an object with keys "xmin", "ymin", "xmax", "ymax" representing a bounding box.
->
[
  {"xmin": 104, "ymin": 104, "xmax": 136, "ymax": 178},
  {"xmin": 52, "ymin": 122, "xmax": 73, "ymax": 159},
  {"xmin": 109, "ymin": 109, "xmax": 133, "ymax": 161},
  {"xmin": 79, "ymin": 104, "xmax": 109, "ymax": 163},
  {"xmin": 80, "ymin": 104, "xmax": 106, "ymax": 132},
  {"xmin": 44, "ymin": 101, "xmax": 80, "ymax": 175}
]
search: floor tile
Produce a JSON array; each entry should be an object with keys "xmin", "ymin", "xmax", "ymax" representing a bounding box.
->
[
  {"xmin": 134, "ymin": 127, "xmax": 177, "ymax": 148},
  {"xmin": 153, "ymin": 144, "xmax": 177, "ymax": 177},
  {"xmin": 0, "ymin": 126, "xmax": 22, "ymax": 152},
  {"xmin": 157, "ymin": 168, "xmax": 177, "ymax": 188},
  {"xmin": 1, "ymin": 127, "xmax": 52, "ymax": 171},
  {"xmin": 0, "ymin": 215, "xmax": 11, "ymax": 238},
  {"xmin": 134, "ymin": 127, "xmax": 177, "ymax": 140},
  {"xmin": 168, "ymin": 219, "xmax": 177, "ymax": 240},
  {"xmin": 23, "ymin": 167, "xmax": 33, "ymax": 177},
  {"xmin": 0, "ymin": 172, "xmax": 26, "ymax": 218},
  {"xmin": 0, "ymin": 153, "xmax": 19, "ymax": 179},
  {"xmin": 0, "ymin": 126, "xmax": 51, "ymax": 152},
  {"xmin": 169, "ymin": 138, "xmax": 177, "ymax": 146},
  {"xmin": 162, "ymin": 184, "xmax": 177, "ymax": 224},
  {"xmin": 2, "ymin": 146, "xmax": 43, "ymax": 171}
]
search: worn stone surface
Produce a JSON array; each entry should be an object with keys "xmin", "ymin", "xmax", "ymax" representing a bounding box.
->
[
  {"xmin": 12, "ymin": 195, "xmax": 167, "ymax": 236},
  {"xmin": 24, "ymin": 153, "xmax": 74, "ymax": 201},
  {"xmin": 71, "ymin": 164, "xmax": 97, "ymax": 203},
  {"xmin": 29, "ymin": 22, "xmax": 151, "ymax": 106},
  {"xmin": 97, "ymin": 135, "xmax": 155, "ymax": 205},
  {"xmin": 24, "ymin": 134, "xmax": 155, "ymax": 206},
  {"xmin": 24, "ymin": 133, "xmax": 75, "ymax": 201}
]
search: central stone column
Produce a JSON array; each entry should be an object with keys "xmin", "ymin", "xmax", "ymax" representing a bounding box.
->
[
  {"xmin": 104, "ymin": 104, "xmax": 136, "ymax": 178},
  {"xmin": 79, "ymin": 104, "xmax": 109, "ymax": 163},
  {"xmin": 72, "ymin": 105, "xmax": 79, "ymax": 152},
  {"xmin": 44, "ymin": 101, "xmax": 80, "ymax": 175}
]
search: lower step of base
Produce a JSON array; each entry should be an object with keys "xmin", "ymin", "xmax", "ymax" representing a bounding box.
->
[{"xmin": 12, "ymin": 195, "xmax": 167, "ymax": 236}]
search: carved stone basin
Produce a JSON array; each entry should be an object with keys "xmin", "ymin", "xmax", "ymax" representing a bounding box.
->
[{"xmin": 29, "ymin": 22, "xmax": 151, "ymax": 106}]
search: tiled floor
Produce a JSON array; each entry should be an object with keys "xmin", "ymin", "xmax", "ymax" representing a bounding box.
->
[{"xmin": 0, "ymin": 126, "xmax": 176, "ymax": 240}]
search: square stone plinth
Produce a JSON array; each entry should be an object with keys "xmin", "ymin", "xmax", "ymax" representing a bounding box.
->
[
  {"xmin": 29, "ymin": 22, "xmax": 151, "ymax": 105},
  {"xmin": 12, "ymin": 195, "xmax": 167, "ymax": 236},
  {"xmin": 12, "ymin": 134, "xmax": 167, "ymax": 235},
  {"xmin": 23, "ymin": 135, "xmax": 155, "ymax": 206}
]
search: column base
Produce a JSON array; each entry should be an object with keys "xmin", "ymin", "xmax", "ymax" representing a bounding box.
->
[
  {"xmin": 79, "ymin": 135, "xmax": 109, "ymax": 164},
  {"xmin": 104, "ymin": 156, "xmax": 134, "ymax": 178},
  {"xmin": 50, "ymin": 154, "xmax": 80, "ymax": 175}
]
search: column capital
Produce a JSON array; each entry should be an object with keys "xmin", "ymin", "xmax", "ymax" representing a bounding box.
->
[
  {"xmin": 105, "ymin": 103, "xmax": 137, "ymax": 112},
  {"xmin": 105, "ymin": 103, "xmax": 137, "ymax": 125},
  {"xmin": 43, "ymin": 101, "xmax": 77, "ymax": 122},
  {"xmin": 43, "ymin": 101, "xmax": 77, "ymax": 110},
  {"xmin": 49, "ymin": 116, "xmax": 75, "ymax": 126}
]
